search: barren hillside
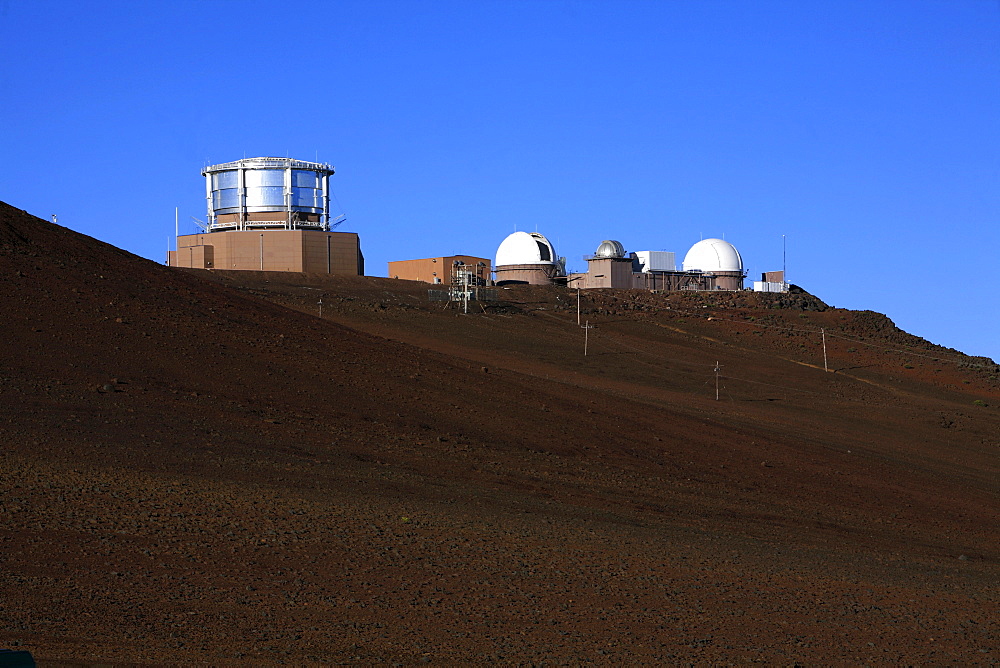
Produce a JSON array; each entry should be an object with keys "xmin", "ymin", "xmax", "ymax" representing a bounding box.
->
[{"xmin": 1, "ymin": 201, "xmax": 997, "ymax": 665}]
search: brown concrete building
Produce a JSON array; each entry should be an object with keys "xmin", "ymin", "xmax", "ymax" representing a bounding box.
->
[
  {"xmin": 388, "ymin": 256, "xmax": 491, "ymax": 285},
  {"xmin": 569, "ymin": 255, "xmax": 635, "ymax": 289},
  {"xmin": 763, "ymin": 270, "xmax": 785, "ymax": 283},
  {"xmin": 168, "ymin": 230, "xmax": 364, "ymax": 274}
]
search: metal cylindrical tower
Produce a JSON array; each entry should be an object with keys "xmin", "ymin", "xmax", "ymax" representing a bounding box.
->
[{"xmin": 202, "ymin": 157, "xmax": 335, "ymax": 232}]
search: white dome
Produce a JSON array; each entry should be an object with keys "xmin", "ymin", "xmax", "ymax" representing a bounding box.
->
[
  {"xmin": 682, "ymin": 238, "xmax": 743, "ymax": 273},
  {"xmin": 496, "ymin": 231, "xmax": 556, "ymax": 266}
]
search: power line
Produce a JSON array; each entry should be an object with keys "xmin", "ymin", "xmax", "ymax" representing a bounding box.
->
[
  {"xmin": 531, "ymin": 307, "xmax": 985, "ymax": 405},
  {"xmin": 644, "ymin": 306, "xmax": 983, "ymax": 368},
  {"xmin": 537, "ymin": 311, "xmax": 837, "ymax": 398}
]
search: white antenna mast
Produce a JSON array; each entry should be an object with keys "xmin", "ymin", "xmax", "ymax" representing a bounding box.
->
[{"xmin": 783, "ymin": 234, "xmax": 787, "ymax": 285}]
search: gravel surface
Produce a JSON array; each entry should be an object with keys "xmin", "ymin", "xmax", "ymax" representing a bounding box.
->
[{"xmin": 1, "ymin": 201, "xmax": 997, "ymax": 665}]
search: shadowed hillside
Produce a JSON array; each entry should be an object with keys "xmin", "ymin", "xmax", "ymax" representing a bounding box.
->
[{"xmin": 1, "ymin": 201, "xmax": 997, "ymax": 665}]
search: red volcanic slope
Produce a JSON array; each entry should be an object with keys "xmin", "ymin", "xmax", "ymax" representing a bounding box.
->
[{"xmin": 0, "ymin": 200, "xmax": 997, "ymax": 665}]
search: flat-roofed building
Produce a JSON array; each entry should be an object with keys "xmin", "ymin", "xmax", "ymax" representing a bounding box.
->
[
  {"xmin": 170, "ymin": 230, "xmax": 363, "ymax": 274},
  {"xmin": 388, "ymin": 256, "xmax": 491, "ymax": 285}
]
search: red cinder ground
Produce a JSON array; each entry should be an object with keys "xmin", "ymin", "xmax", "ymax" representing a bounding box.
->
[{"xmin": 0, "ymin": 201, "xmax": 997, "ymax": 665}]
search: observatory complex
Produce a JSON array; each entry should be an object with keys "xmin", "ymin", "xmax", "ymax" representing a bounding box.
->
[
  {"xmin": 546, "ymin": 235, "xmax": 755, "ymax": 292},
  {"xmin": 164, "ymin": 157, "xmax": 780, "ymax": 292},
  {"xmin": 390, "ymin": 229, "xmax": 783, "ymax": 293},
  {"xmin": 168, "ymin": 157, "xmax": 363, "ymax": 274}
]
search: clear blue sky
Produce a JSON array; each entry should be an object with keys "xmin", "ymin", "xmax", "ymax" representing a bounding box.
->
[{"xmin": 2, "ymin": 0, "xmax": 998, "ymax": 360}]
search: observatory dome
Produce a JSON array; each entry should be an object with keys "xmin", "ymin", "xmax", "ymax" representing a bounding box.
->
[
  {"xmin": 682, "ymin": 238, "xmax": 743, "ymax": 273},
  {"xmin": 495, "ymin": 231, "xmax": 556, "ymax": 267},
  {"xmin": 201, "ymin": 157, "xmax": 335, "ymax": 232},
  {"xmin": 594, "ymin": 240, "xmax": 626, "ymax": 259}
]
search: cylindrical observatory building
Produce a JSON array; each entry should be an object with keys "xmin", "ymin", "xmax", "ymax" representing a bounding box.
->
[
  {"xmin": 493, "ymin": 231, "xmax": 563, "ymax": 285},
  {"xmin": 168, "ymin": 157, "xmax": 364, "ymax": 274},
  {"xmin": 682, "ymin": 238, "xmax": 745, "ymax": 290}
]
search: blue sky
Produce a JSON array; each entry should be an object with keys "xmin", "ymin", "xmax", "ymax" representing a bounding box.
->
[{"xmin": 2, "ymin": 0, "xmax": 998, "ymax": 359}]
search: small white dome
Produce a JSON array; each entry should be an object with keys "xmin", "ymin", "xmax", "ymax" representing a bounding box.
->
[
  {"xmin": 595, "ymin": 240, "xmax": 625, "ymax": 259},
  {"xmin": 496, "ymin": 231, "xmax": 556, "ymax": 266},
  {"xmin": 682, "ymin": 238, "xmax": 743, "ymax": 273}
]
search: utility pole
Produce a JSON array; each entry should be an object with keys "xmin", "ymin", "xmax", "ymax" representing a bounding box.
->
[
  {"xmin": 463, "ymin": 270, "xmax": 470, "ymax": 315},
  {"xmin": 821, "ymin": 328, "xmax": 828, "ymax": 372},
  {"xmin": 564, "ymin": 276, "xmax": 583, "ymax": 325},
  {"xmin": 714, "ymin": 361, "xmax": 722, "ymax": 401},
  {"xmin": 582, "ymin": 320, "xmax": 594, "ymax": 356}
]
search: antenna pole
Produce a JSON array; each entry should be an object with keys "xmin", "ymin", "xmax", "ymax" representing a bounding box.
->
[
  {"xmin": 783, "ymin": 234, "xmax": 787, "ymax": 286},
  {"xmin": 582, "ymin": 320, "xmax": 594, "ymax": 356},
  {"xmin": 577, "ymin": 287, "xmax": 581, "ymax": 325},
  {"xmin": 821, "ymin": 328, "xmax": 828, "ymax": 372}
]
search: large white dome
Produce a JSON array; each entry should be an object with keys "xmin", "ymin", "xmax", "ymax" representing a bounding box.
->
[
  {"xmin": 495, "ymin": 231, "xmax": 556, "ymax": 266},
  {"xmin": 682, "ymin": 238, "xmax": 743, "ymax": 273}
]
